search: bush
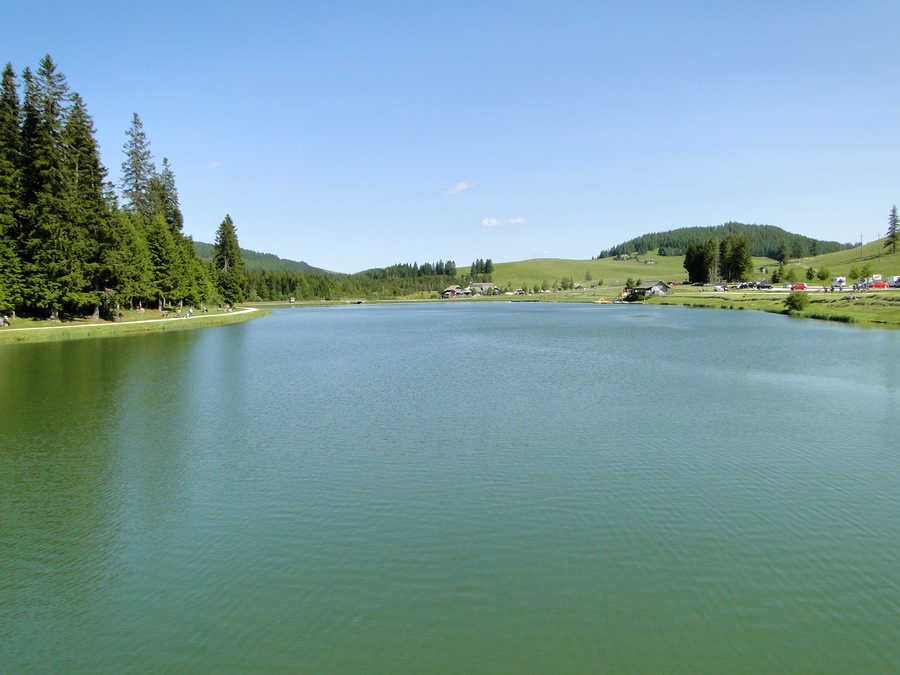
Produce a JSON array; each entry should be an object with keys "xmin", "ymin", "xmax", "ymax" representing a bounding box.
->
[{"xmin": 785, "ymin": 290, "xmax": 810, "ymax": 312}]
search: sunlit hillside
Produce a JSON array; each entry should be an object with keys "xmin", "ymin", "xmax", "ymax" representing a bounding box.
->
[
  {"xmin": 461, "ymin": 254, "xmax": 778, "ymax": 290},
  {"xmin": 784, "ymin": 238, "xmax": 900, "ymax": 279}
]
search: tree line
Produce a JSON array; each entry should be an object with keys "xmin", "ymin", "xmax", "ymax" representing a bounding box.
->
[
  {"xmin": 597, "ymin": 222, "xmax": 851, "ymax": 260},
  {"xmin": 683, "ymin": 234, "xmax": 754, "ymax": 283},
  {"xmin": 0, "ymin": 55, "xmax": 247, "ymax": 318},
  {"xmin": 0, "ymin": 55, "xmax": 486, "ymax": 315}
]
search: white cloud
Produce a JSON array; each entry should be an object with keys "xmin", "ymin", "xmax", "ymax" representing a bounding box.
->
[
  {"xmin": 209, "ymin": 160, "xmax": 222, "ymax": 169},
  {"xmin": 482, "ymin": 216, "xmax": 525, "ymax": 228},
  {"xmin": 447, "ymin": 181, "xmax": 474, "ymax": 195}
]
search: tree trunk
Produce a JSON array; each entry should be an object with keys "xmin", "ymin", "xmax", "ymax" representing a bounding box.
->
[
  {"xmin": 50, "ymin": 308, "xmax": 59, "ymax": 322},
  {"xmin": 91, "ymin": 305, "xmax": 100, "ymax": 320}
]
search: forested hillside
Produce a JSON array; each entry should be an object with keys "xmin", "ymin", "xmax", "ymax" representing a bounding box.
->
[
  {"xmin": 193, "ymin": 241, "xmax": 335, "ymax": 276},
  {"xmin": 599, "ymin": 222, "xmax": 852, "ymax": 260}
]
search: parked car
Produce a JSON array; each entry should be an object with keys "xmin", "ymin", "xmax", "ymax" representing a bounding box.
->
[
  {"xmin": 791, "ymin": 284, "xmax": 807, "ymax": 290},
  {"xmin": 869, "ymin": 282, "xmax": 887, "ymax": 288},
  {"xmin": 758, "ymin": 283, "xmax": 772, "ymax": 289}
]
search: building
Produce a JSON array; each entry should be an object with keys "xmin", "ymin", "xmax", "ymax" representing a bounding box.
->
[
  {"xmin": 442, "ymin": 285, "xmax": 463, "ymax": 298},
  {"xmin": 469, "ymin": 282, "xmax": 499, "ymax": 295},
  {"xmin": 630, "ymin": 280, "xmax": 669, "ymax": 297}
]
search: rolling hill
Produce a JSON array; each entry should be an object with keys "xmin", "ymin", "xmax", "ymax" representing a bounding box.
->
[
  {"xmin": 601, "ymin": 222, "xmax": 852, "ymax": 259},
  {"xmin": 783, "ymin": 238, "xmax": 900, "ymax": 279},
  {"xmin": 461, "ymin": 254, "xmax": 778, "ymax": 290}
]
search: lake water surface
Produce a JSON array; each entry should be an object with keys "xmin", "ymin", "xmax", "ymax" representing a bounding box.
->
[{"xmin": 2, "ymin": 303, "xmax": 899, "ymax": 673}]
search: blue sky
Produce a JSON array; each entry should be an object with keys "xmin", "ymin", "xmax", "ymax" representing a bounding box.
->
[{"xmin": 6, "ymin": 1, "xmax": 900, "ymax": 272}]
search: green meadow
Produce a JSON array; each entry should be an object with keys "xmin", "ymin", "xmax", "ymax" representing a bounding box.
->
[
  {"xmin": 646, "ymin": 287, "xmax": 900, "ymax": 329},
  {"xmin": 780, "ymin": 239, "xmax": 900, "ymax": 280},
  {"xmin": 462, "ymin": 253, "xmax": 778, "ymax": 290}
]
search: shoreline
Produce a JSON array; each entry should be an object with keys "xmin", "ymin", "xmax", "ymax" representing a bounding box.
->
[
  {"xmin": 0, "ymin": 307, "xmax": 266, "ymax": 345},
  {"xmin": 262, "ymin": 290, "xmax": 900, "ymax": 329}
]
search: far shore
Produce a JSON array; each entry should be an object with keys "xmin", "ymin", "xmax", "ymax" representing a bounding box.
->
[
  {"xmin": 4, "ymin": 284, "xmax": 898, "ymax": 346},
  {"xmin": 253, "ymin": 286, "xmax": 900, "ymax": 330}
]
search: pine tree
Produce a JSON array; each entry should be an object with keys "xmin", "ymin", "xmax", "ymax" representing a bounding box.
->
[
  {"xmin": 0, "ymin": 63, "xmax": 23, "ymax": 312},
  {"xmin": 146, "ymin": 214, "xmax": 178, "ymax": 310},
  {"xmin": 147, "ymin": 157, "xmax": 183, "ymax": 232},
  {"xmin": 213, "ymin": 214, "xmax": 245, "ymax": 303},
  {"xmin": 885, "ymin": 205, "xmax": 898, "ymax": 255},
  {"xmin": 120, "ymin": 112, "xmax": 154, "ymax": 217},
  {"xmin": 103, "ymin": 211, "xmax": 152, "ymax": 309},
  {"xmin": 18, "ymin": 56, "xmax": 72, "ymax": 318},
  {"xmin": 62, "ymin": 93, "xmax": 112, "ymax": 315}
]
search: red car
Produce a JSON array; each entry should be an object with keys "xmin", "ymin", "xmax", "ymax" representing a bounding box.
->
[
  {"xmin": 791, "ymin": 284, "xmax": 807, "ymax": 290},
  {"xmin": 869, "ymin": 282, "xmax": 887, "ymax": 288}
]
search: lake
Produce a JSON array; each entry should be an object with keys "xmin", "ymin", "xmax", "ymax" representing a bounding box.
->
[{"xmin": 2, "ymin": 302, "xmax": 899, "ymax": 673}]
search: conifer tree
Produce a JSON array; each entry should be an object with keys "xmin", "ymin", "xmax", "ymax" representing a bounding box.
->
[
  {"xmin": 63, "ymin": 93, "xmax": 113, "ymax": 315},
  {"xmin": 147, "ymin": 157, "xmax": 183, "ymax": 233},
  {"xmin": 146, "ymin": 214, "xmax": 178, "ymax": 310},
  {"xmin": 120, "ymin": 112, "xmax": 154, "ymax": 217},
  {"xmin": 213, "ymin": 214, "xmax": 245, "ymax": 303},
  {"xmin": 18, "ymin": 56, "xmax": 73, "ymax": 317},
  {"xmin": 0, "ymin": 63, "xmax": 23, "ymax": 312},
  {"xmin": 886, "ymin": 205, "xmax": 898, "ymax": 255},
  {"xmin": 104, "ymin": 211, "xmax": 152, "ymax": 309}
]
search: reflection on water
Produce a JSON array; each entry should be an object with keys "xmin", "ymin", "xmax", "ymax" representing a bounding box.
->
[{"xmin": 1, "ymin": 306, "xmax": 899, "ymax": 673}]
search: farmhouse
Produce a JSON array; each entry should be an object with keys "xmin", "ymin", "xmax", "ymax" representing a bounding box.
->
[
  {"xmin": 630, "ymin": 280, "xmax": 669, "ymax": 297},
  {"xmin": 469, "ymin": 282, "xmax": 499, "ymax": 295},
  {"xmin": 442, "ymin": 285, "xmax": 463, "ymax": 298}
]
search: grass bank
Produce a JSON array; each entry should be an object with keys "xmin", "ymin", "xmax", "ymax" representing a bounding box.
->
[
  {"xmin": 0, "ymin": 307, "xmax": 268, "ymax": 345},
  {"xmin": 644, "ymin": 288, "xmax": 900, "ymax": 329}
]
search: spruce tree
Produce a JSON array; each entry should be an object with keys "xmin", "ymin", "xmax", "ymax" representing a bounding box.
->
[
  {"xmin": 146, "ymin": 214, "xmax": 178, "ymax": 310},
  {"xmin": 886, "ymin": 205, "xmax": 898, "ymax": 255},
  {"xmin": 18, "ymin": 56, "xmax": 72, "ymax": 317},
  {"xmin": 0, "ymin": 63, "xmax": 23, "ymax": 312},
  {"xmin": 147, "ymin": 157, "xmax": 183, "ymax": 233},
  {"xmin": 120, "ymin": 112, "xmax": 154, "ymax": 217},
  {"xmin": 62, "ymin": 93, "xmax": 112, "ymax": 315},
  {"xmin": 213, "ymin": 214, "xmax": 245, "ymax": 303}
]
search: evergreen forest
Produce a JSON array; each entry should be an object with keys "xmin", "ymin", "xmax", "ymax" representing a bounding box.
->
[
  {"xmin": 0, "ymin": 56, "xmax": 478, "ymax": 316},
  {"xmin": 598, "ymin": 222, "xmax": 852, "ymax": 260}
]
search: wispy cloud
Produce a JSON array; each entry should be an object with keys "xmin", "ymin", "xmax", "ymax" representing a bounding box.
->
[
  {"xmin": 447, "ymin": 180, "xmax": 474, "ymax": 195},
  {"xmin": 481, "ymin": 216, "xmax": 525, "ymax": 229},
  {"xmin": 209, "ymin": 160, "xmax": 222, "ymax": 169}
]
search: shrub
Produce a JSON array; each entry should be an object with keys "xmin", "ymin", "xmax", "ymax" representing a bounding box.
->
[{"xmin": 785, "ymin": 291, "xmax": 810, "ymax": 312}]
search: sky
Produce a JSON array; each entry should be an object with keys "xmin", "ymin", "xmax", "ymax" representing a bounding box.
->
[{"xmin": 6, "ymin": 0, "xmax": 900, "ymax": 273}]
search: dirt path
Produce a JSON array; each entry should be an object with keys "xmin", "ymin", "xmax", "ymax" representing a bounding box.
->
[{"xmin": 0, "ymin": 307, "xmax": 258, "ymax": 333}]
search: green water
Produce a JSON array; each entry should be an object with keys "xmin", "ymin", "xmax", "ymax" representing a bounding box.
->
[{"xmin": 2, "ymin": 303, "xmax": 899, "ymax": 673}]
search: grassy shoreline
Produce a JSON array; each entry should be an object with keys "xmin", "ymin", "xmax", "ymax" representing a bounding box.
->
[
  {"xmin": 0, "ymin": 307, "xmax": 268, "ymax": 345},
  {"xmin": 4, "ymin": 286, "xmax": 898, "ymax": 345},
  {"xmin": 259, "ymin": 288, "xmax": 900, "ymax": 329}
]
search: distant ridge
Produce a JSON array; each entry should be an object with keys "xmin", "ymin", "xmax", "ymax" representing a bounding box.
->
[
  {"xmin": 600, "ymin": 222, "xmax": 853, "ymax": 259},
  {"xmin": 193, "ymin": 241, "xmax": 339, "ymax": 276}
]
